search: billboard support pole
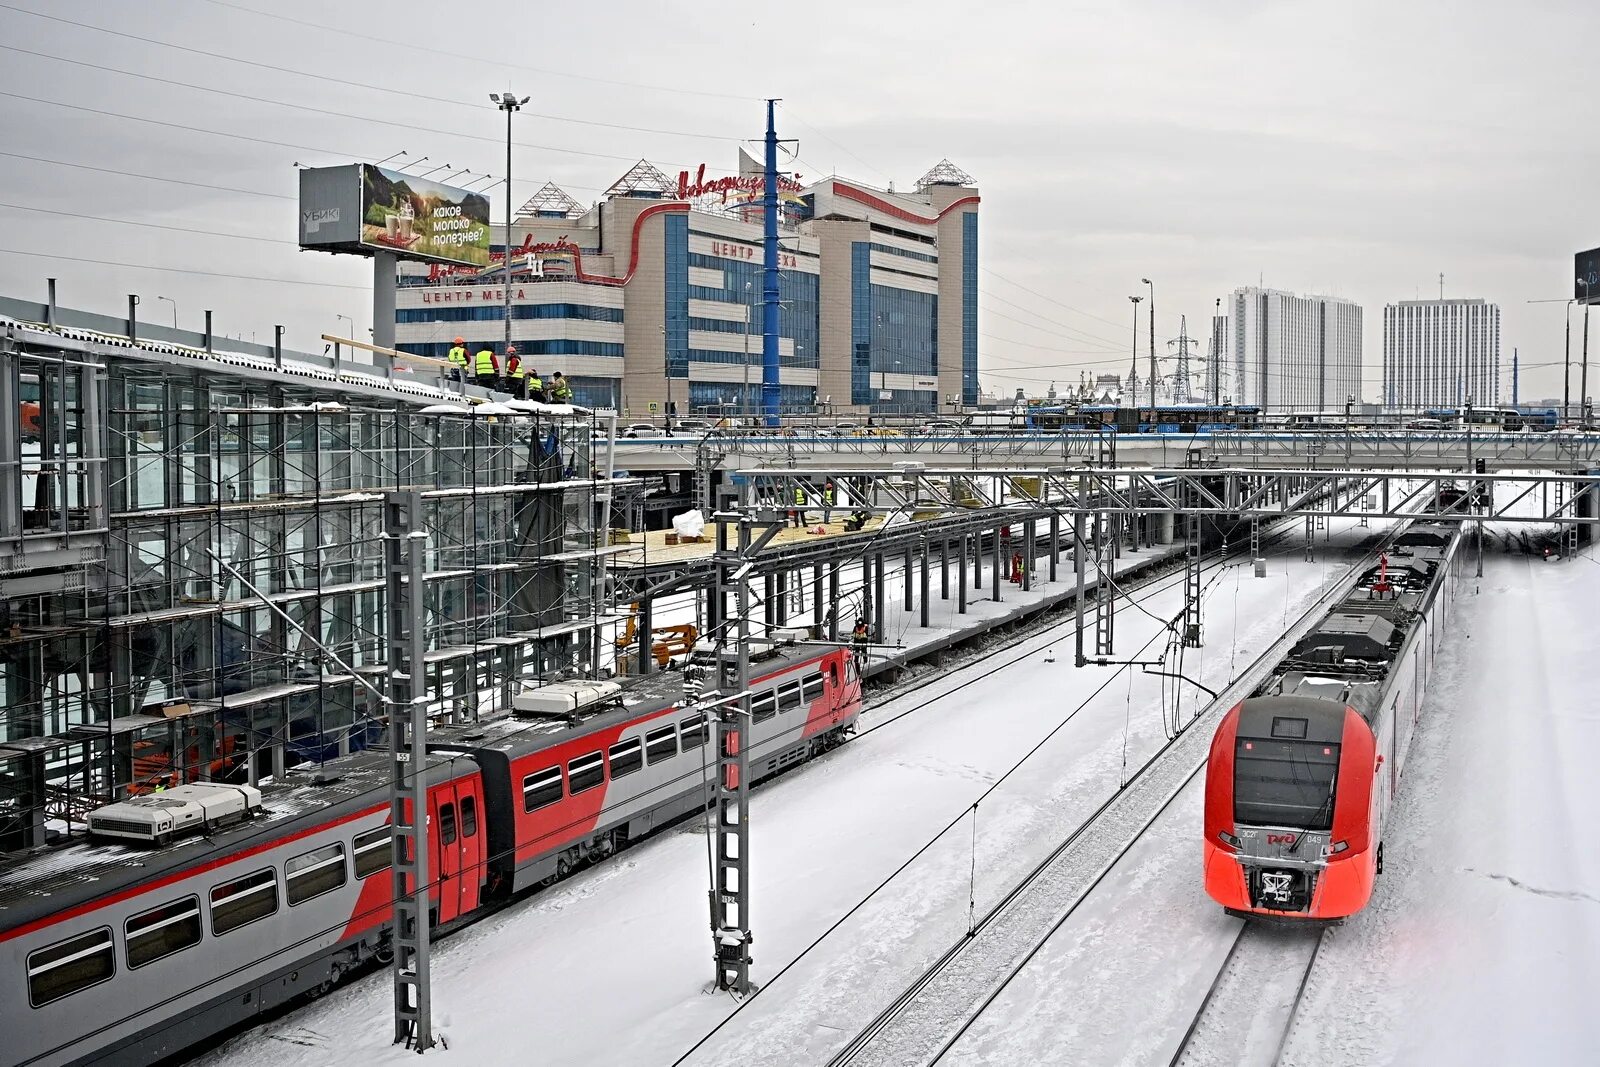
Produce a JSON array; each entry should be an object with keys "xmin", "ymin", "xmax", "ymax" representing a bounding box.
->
[{"xmin": 373, "ymin": 252, "xmax": 397, "ymax": 353}]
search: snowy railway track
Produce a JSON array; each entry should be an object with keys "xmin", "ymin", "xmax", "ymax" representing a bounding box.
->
[
  {"xmin": 827, "ymin": 539, "xmax": 1381, "ymax": 1067},
  {"xmin": 1168, "ymin": 923, "xmax": 1327, "ymax": 1067}
]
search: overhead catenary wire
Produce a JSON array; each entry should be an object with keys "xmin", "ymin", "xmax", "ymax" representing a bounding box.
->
[{"xmin": 0, "ymin": 6, "xmax": 747, "ymax": 140}]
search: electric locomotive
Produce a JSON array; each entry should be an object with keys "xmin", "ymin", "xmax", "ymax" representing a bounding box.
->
[{"xmin": 1202, "ymin": 524, "xmax": 1463, "ymax": 920}]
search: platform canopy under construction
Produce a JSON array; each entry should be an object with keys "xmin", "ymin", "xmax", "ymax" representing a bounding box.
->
[{"xmin": 0, "ymin": 299, "xmax": 620, "ymax": 851}]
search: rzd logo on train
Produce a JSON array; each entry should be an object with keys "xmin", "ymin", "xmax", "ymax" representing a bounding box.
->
[{"xmin": 1267, "ymin": 833, "xmax": 1298, "ymax": 845}]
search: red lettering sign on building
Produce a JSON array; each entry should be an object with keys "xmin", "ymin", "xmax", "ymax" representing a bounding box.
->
[{"xmin": 676, "ymin": 164, "xmax": 804, "ymax": 203}]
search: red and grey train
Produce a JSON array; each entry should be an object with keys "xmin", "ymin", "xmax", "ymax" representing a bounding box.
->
[
  {"xmin": 1203, "ymin": 524, "xmax": 1464, "ymax": 920},
  {"xmin": 0, "ymin": 639, "xmax": 861, "ymax": 1067}
]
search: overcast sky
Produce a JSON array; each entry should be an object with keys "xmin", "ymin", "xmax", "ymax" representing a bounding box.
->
[{"xmin": 1, "ymin": 0, "xmax": 1594, "ymax": 402}]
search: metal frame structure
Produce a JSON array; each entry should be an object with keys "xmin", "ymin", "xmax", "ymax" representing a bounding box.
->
[{"xmin": 0, "ymin": 310, "xmax": 616, "ymax": 851}]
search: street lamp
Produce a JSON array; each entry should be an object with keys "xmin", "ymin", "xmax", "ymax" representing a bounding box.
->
[
  {"xmin": 1141, "ymin": 278, "xmax": 1155, "ymax": 423},
  {"xmin": 1127, "ymin": 295, "xmax": 1143, "ymax": 424},
  {"xmin": 156, "ymin": 295, "xmax": 176, "ymax": 329},
  {"xmin": 491, "ymin": 90, "xmax": 529, "ymax": 363},
  {"xmin": 336, "ymin": 313, "xmax": 353, "ymax": 338}
]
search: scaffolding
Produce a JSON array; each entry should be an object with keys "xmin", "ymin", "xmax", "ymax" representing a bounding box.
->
[{"xmin": 0, "ymin": 308, "xmax": 616, "ymax": 851}]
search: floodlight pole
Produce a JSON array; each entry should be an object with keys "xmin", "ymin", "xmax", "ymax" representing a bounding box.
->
[{"xmin": 495, "ymin": 90, "xmax": 529, "ymax": 363}]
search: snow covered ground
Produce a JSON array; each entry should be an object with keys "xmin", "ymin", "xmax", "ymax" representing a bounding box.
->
[
  {"xmin": 200, "ymin": 522, "xmax": 1372, "ymax": 1067},
  {"xmin": 896, "ymin": 539, "xmax": 1600, "ymax": 1067}
]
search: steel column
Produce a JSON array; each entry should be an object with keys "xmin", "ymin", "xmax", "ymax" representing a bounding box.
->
[
  {"xmin": 385, "ymin": 491, "xmax": 434, "ymax": 1052},
  {"xmin": 920, "ymin": 540, "xmax": 930, "ymax": 628}
]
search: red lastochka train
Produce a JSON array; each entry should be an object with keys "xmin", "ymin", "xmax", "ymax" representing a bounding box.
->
[
  {"xmin": 0, "ymin": 638, "xmax": 860, "ymax": 1067},
  {"xmin": 1203, "ymin": 524, "xmax": 1463, "ymax": 920}
]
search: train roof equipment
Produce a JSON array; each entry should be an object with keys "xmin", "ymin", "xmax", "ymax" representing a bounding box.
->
[{"xmin": 86, "ymin": 783, "xmax": 264, "ymax": 845}]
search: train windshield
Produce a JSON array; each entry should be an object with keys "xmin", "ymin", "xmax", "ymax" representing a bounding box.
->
[{"xmin": 1233, "ymin": 737, "xmax": 1340, "ymax": 830}]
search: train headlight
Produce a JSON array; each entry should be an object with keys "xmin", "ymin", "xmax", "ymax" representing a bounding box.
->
[
  {"xmin": 1218, "ymin": 830, "xmax": 1241, "ymax": 849},
  {"xmin": 1324, "ymin": 840, "xmax": 1350, "ymax": 856}
]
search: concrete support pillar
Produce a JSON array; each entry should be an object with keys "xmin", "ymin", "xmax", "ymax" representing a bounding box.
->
[
  {"xmin": 991, "ymin": 525, "xmax": 1002, "ymax": 602},
  {"xmin": 828, "ymin": 564, "xmax": 840, "ymax": 641},
  {"xmin": 1049, "ymin": 513, "xmax": 1060, "ymax": 582},
  {"xmin": 973, "ymin": 531, "xmax": 983, "ymax": 589},
  {"xmin": 1156, "ymin": 512, "xmax": 1176, "ymax": 546},
  {"xmin": 873, "ymin": 553, "xmax": 886, "ymax": 640},
  {"xmin": 903, "ymin": 544, "xmax": 914, "ymax": 611},
  {"xmin": 813, "ymin": 564, "xmax": 824, "ymax": 631},
  {"xmin": 763, "ymin": 573, "xmax": 777, "ymax": 629},
  {"xmin": 940, "ymin": 538, "xmax": 950, "ymax": 599},
  {"xmin": 775, "ymin": 570, "xmax": 789, "ymax": 627},
  {"xmin": 958, "ymin": 535, "xmax": 969, "ymax": 614},
  {"xmin": 920, "ymin": 543, "xmax": 930, "ymax": 628},
  {"xmin": 1022, "ymin": 519, "xmax": 1035, "ymax": 591}
]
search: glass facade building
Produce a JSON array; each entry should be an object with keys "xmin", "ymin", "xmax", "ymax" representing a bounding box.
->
[{"xmin": 391, "ymin": 159, "xmax": 978, "ymax": 418}]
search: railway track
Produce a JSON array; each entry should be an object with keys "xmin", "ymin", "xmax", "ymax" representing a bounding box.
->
[
  {"xmin": 1168, "ymin": 923, "xmax": 1328, "ymax": 1067},
  {"xmin": 826, "ymin": 531, "xmax": 1384, "ymax": 1067}
]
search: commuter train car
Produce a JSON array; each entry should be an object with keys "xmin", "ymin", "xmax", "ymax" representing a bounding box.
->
[
  {"xmin": 1202, "ymin": 524, "xmax": 1464, "ymax": 920},
  {"xmin": 1026, "ymin": 404, "xmax": 1262, "ymax": 434},
  {"xmin": 0, "ymin": 636, "xmax": 862, "ymax": 1066}
]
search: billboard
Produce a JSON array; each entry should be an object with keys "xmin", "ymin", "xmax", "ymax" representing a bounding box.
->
[
  {"xmin": 299, "ymin": 164, "xmax": 491, "ymax": 268},
  {"xmin": 1577, "ymin": 247, "xmax": 1600, "ymax": 303}
]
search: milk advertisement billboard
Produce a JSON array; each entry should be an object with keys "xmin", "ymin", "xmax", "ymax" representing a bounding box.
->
[{"xmin": 299, "ymin": 164, "xmax": 492, "ymax": 268}]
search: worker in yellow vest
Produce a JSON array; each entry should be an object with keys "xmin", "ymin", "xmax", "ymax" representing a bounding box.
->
[
  {"xmin": 791, "ymin": 486, "xmax": 806, "ymax": 527},
  {"xmin": 473, "ymin": 345, "xmax": 498, "ymax": 390},
  {"xmin": 822, "ymin": 479, "xmax": 836, "ymax": 524},
  {"xmin": 505, "ymin": 347, "xmax": 526, "ymax": 398},
  {"xmin": 525, "ymin": 369, "xmax": 545, "ymax": 403},
  {"xmin": 446, "ymin": 337, "xmax": 468, "ymax": 383},
  {"xmin": 551, "ymin": 371, "xmax": 574, "ymax": 403}
]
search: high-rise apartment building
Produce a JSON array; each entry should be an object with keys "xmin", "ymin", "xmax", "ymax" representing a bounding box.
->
[
  {"xmin": 1382, "ymin": 299, "xmax": 1501, "ymax": 409},
  {"xmin": 1225, "ymin": 288, "xmax": 1362, "ymax": 411}
]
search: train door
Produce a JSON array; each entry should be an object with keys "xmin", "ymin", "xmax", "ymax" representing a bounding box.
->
[{"xmin": 429, "ymin": 779, "xmax": 483, "ymax": 923}]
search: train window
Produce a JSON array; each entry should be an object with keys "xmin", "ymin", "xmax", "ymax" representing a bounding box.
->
[
  {"xmin": 752, "ymin": 691, "xmax": 777, "ymax": 722},
  {"xmin": 461, "ymin": 796, "xmax": 478, "ymax": 838},
  {"xmin": 209, "ymin": 868, "xmax": 278, "ymax": 936},
  {"xmin": 568, "ymin": 752, "xmax": 604, "ymax": 795},
  {"xmin": 439, "ymin": 803, "xmax": 457, "ymax": 846},
  {"xmin": 522, "ymin": 768, "xmax": 563, "ymax": 811},
  {"xmin": 126, "ymin": 896, "xmax": 202, "ymax": 969},
  {"xmin": 27, "ymin": 927, "xmax": 115, "ymax": 1007},
  {"xmin": 1233, "ymin": 738, "xmax": 1341, "ymax": 831},
  {"xmin": 609, "ymin": 737, "xmax": 643, "ymax": 779},
  {"xmin": 645, "ymin": 724, "xmax": 677, "ymax": 764},
  {"xmin": 802, "ymin": 673, "xmax": 825, "ymax": 702},
  {"xmin": 680, "ymin": 714, "xmax": 707, "ymax": 749},
  {"xmin": 353, "ymin": 827, "xmax": 393, "ymax": 879},
  {"xmin": 1270, "ymin": 717, "xmax": 1309, "ymax": 740},
  {"xmin": 286, "ymin": 843, "xmax": 348, "ymax": 906},
  {"xmin": 779, "ymin": 681, "xmax": 806, "ymax": 710}
]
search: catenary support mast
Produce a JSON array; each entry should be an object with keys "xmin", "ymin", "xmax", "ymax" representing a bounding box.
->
[{"xmin": 761, "ymin": 99, "xmax": 783, "ymax": 426}]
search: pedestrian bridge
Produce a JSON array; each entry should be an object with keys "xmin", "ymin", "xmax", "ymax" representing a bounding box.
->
[{"xmin": 605, "ymin": 430, "xmax": 1600, "ymax": 474}]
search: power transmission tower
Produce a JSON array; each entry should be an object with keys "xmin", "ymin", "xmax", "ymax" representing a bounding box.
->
[{"xmin": 1168, "ymin": 315, "xmax": 1197, "ymax": 403}]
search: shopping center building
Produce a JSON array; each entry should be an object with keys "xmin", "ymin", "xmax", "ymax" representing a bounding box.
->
[{"xmin": 393, "ymin": 155, "xmax": 979, "ymax": 417}]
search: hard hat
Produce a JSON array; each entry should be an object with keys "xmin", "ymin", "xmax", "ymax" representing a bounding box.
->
[
  {"xmin": 454, "ymin": 336, "xmax": 464, "ymax": 344},
  {"xmin": 506, "ymin": 344, "xmax": 518, "ymax": 354}
]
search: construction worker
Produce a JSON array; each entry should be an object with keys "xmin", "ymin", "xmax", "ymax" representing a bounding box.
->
[
  {"xmin": 822, "ymin": 479, "xmax": 836, "ymax": 524},
  {"xmin": 851, "ymin": 618, "xmax": 870, "ymax": 654},
  {"xmin": 473, "ymin": 344, "xmax": 498, "ymax": 390},
  {"xmin": 446, "ymin": 337, "xmax": 468, "ymax": 383},
  {"xmin": 791, "ymin": 485, "xmax": 806, "ymax": 527},
  {"xmin": 526, "ymin": 368, "xmax": 545, "ymax": 403},
  {"xmin": 505, "ymin": 346, "xmax": 526, "ymax": 399},
  {"xmin": 551, "ymin": 371, "xmax": 574, "ymax": 404}
]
